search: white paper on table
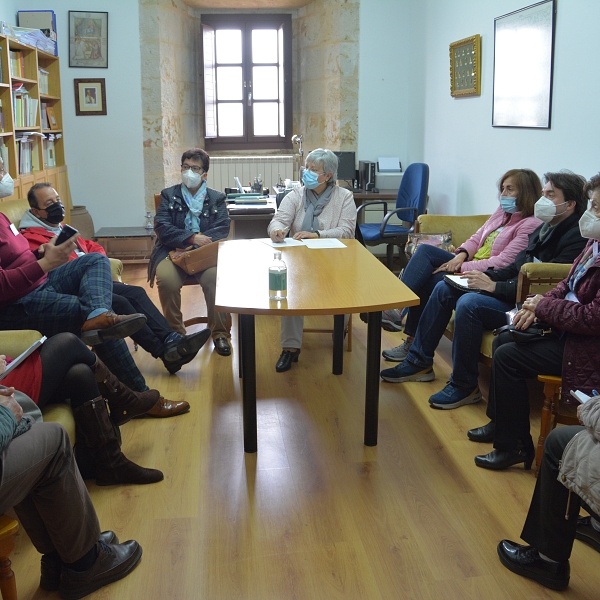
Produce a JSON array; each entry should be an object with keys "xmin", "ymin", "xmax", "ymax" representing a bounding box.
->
[
  {"xmin": 302, "ymin": 239, "xmax": 346, "ymax": 249},
  {"xmin": 258, "ymin": 238, "xmax": 305, "ymax": 248}
]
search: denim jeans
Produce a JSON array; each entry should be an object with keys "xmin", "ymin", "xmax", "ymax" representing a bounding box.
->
[
  {"xmin": 404, "ymin": 280, "xmax": 511, "ymax": 389},
  {"xmin": 401, "ymin": 244, "xmax": 454, "ymax": 336}
]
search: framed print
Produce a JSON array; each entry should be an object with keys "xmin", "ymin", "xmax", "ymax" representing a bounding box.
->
[
  {"xmin": 492, "ymin": 0, "xmax": 556, "ymax": 128},
  {"xmin": 450, "ymin": 34, "xmax": 481, "ymax": 97},
  {"xmin": 46, "ymin": 106, "xmax": 58, "ymax": 130},
  {"xmin": 69, "ymin": 11, "xmax": 108, "ymax": 68},
  {"xmin": 74, "ymin": 79, "xmax": 106, "ymax": 116}
]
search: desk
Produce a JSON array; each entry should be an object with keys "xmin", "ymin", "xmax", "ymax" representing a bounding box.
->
[
  {"xmin": 215, "ymin": 239, "xmax": 419, "ymax": 453},
  {"xmin": 94, "ymin": 227, "xmax": 156, "ymax": 264},
  {"xmin": 352, "ymin": 189, "xmax": 398, "ymax": 205}
]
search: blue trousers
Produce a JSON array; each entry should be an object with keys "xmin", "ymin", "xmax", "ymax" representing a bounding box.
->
[
  {"xmin": 401, "ymin": 244, "xmax": 454, "ymax": 336},
  {"xmin": 404, "ymin": 280, "xmax": 511, "ymax": 389},
  {"xmin": 0, "ymin": 254, "xmax": 147, "ymax": 391}
]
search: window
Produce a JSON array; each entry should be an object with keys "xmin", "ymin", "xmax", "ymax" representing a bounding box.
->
[{"xmin": 202, "ymin": 14, "xmax": 292, "ymax": 151}]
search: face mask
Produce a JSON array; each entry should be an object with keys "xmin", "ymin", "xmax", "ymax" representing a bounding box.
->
[
  {"xmin": 579, "ymin": 209, "xmax": 600, "ymax": 240},
  {"xmin": 182, "ymin": 169, "xmax": 202, "ymax": 189},
  {"xmin": 41, "ymin": 201, "xmax": 65, "ymax": 224},
  {"xmin": 302, "ymin": 169, "xmax": 321, "ymax": 190},
  {"xmin": 534, "ymin": 196, "xmax": 568, "ymax": 223},
  {"xmin": 0, "ymin": 172, "xmax": 14, "ymax": 198},
  {"xmin": 500, "ymin": 196, "xmax": 518, "ymax": 214}
]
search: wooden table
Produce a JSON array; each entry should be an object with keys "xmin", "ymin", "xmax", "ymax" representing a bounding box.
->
[{"xmin": 215, "ymin": 239, "xmax": 419, "ymax": 453}]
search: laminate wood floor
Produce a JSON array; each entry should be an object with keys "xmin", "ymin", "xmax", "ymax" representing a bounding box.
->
[{"xmin": 11, "ymin": 265, "xmax": 600, "ymax": 599}]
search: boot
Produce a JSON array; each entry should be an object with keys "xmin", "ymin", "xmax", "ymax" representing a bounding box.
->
[
  {"xmin": 91, "ymin": 355, "xmax": 160, "ymax": 425},
  {"xmin": 73, "ymin": 397, "xmax": 164, "ymax": 486}
]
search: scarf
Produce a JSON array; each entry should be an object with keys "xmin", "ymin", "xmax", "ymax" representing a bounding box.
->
[
  {"xmin": 300, "ymin": 184, "xmax": 334, "ymax": 233},
  {"xmin": 182, "ymin": 181, "xmax": 208, "ymax": 233}
]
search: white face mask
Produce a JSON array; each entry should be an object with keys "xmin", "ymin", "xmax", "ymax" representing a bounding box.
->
[
  {"xmin": 579, "ymin": 209, "xmax": 600, "ymax": 240},
  {"xmin": 534, "ymin": 196, "xmax": 568, "ymax": 223},
  {"xmin": 182, "ymin": 169, "xmax": 202, "ymax": 189},
  {"xmin": 0, "ymin": 172, "xmax": 14, "ymax": 199}
]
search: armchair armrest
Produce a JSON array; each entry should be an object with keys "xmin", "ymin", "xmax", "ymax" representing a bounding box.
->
[
  {"xmin": 109, "ymin": 258, "xmax": 123, "ymax": 282},
  {"xmin": 0, "ymin": 331, "xmax": 43, "ymax": 358},
  {"xmin": 516, "ymin": 262, "xmax": 572, "ymax": 301}
]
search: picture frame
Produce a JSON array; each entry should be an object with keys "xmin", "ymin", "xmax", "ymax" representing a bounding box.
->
[
  {"xmin": 492, "ymin": 0, "xmax": 556, "ymax": 128},
  {"xmin": 74, "ymin": 79, "xmax": 106, "ymax": 116},
  {"xmin": 46, "ymin": 106, "xmax": 58, "ymax": 130},
  {"xmin": 449, "ymin": 34, "xmax": 481, "ymax": 97},
  {"xmin": 69, "ymin": 11, "xmax": 108, "ymax": 68}
]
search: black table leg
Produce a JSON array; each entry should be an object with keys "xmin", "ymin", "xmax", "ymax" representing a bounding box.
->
[
  {"xmin": 364, "ymin": 310, "xmax": 382, "ymax": 446},
  {"xmin": 240, "ymin": 314, "xmax": 257, "ymax": 453},
  {"xmin": 237, "ymin": 313, "xmax": 243, "ymax": 378},
  {"xmin": 332, "ymin": 314, "xmax": 345, "ymax": 375}
]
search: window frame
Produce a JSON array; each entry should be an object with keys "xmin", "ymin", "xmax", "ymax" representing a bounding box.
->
[{"xmin": 202, "ymin": 14, "xmax": 293, "ymax": 152}]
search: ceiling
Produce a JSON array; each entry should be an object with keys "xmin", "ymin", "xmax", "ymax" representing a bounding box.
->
[{"xmin": 182, "ymin": 0, "xmax": 311, "ymax": 8}]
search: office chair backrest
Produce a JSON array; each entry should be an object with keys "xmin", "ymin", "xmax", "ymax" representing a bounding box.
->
[{"xmin": 395, "ymin": 163, "xmax": 429, "ymax": 224}]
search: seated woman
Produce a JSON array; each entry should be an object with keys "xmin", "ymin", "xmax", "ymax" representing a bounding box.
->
[
  {"xmin": 267, "ymin": 148, "xmax": 357, "ymax": 372},
  {"xmin": 472, "ymin": 173, "xmax": 600, "ymax": 470},
  {"xmin": 382, "ymin": 169, "xmax": 543, "ymax": 365},
  {"xmin": 148, "ymin": 148, "xmax": 233, "ymax": 357},
  {"xmin": 1, "ymin": 332, "xmax": 165, "ymax": 485}
]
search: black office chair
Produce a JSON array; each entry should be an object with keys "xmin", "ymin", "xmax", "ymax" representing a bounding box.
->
[{"xmin": 357, "ymin": 162, "xmax": 429, "ymax": 270}]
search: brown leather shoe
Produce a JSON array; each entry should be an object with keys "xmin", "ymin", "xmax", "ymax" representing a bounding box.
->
[
  {"xmin": 143, "ymin": 396, "xmax": 190, "ymax": 418},
  {"xmin": 59, "ymin": 540, "xmax": 142, "ymax": 600},
  {"xmin": 81, "ymin": 311, "xmax": 147, "ymax": 346}
]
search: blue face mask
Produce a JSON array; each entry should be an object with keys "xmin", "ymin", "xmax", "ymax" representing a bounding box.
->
[
  {"xmin": 500, "ymin": 196, "xmax": 518, "ymax": 214},
  {"xmin": 302, "ymin": 169, "xmax": 321, "ymax": 190}
]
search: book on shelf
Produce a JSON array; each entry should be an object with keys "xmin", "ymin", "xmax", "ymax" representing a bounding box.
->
[
  {"xmin": 11, "ymin": 84, "xmax": 38, "ymax": 127},
  {"xmin": 16, "ymin": 134, "xmax": 32, "ymax": 175},
  {"xmin": 38, "ymin": 68, "xmax": 49, "ymax": 95},
  {"xmin": 0, "ymin": 139, "xmax": 8, "ymax": 171},
  {"xmin": 0, "ymin": 45, "xmax": 3, "ymax": 83},
  {"xmin": 43, "ymin": 134, "xmax": 55, "ymax": 168},
  {"xmin": 9, "ymin": 50, "xmax": 25, "ymax": 78},
  {"xmin": 0, "ymin": 98, "xmax": 4, "ymax": 132},
  {"xmin": 41, "ymin": 101, "xmax": 49, "ymax": 129}
]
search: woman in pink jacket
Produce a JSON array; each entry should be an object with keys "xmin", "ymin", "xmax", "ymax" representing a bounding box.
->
[{"xmin": 382, "ymin": 169, "xmax": 542, "ymax": 366}]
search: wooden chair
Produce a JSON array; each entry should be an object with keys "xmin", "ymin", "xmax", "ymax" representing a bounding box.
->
[
  {"xmin": 0, "ymin": 515, "xmax": 19, "ymax": 600},
  {"xmin": 153, "ymin": 193, "xmax": 209, "ymax": 328},
  {"xmin": 304, "ymin": 315, "xmax": 353, "ymax": 352}
]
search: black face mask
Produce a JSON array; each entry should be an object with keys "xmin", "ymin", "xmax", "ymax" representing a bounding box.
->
[{"xmin": 40, "ymin": 201, "xmax": 65, "ymax": 224}]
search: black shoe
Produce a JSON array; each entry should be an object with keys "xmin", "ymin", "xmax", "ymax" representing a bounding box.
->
[
  {"xmin": 59, "ymin": 540, "xmax": 142, "ymax": 600},
  {"xmin": 275, "ymin": 349, "xmax": 300, "ymax": 372},
  {"xmin": 41, "ymin": 531, "xmax": 119, "ymax": 591},
  {"xmin": 497, "ymin": 540, "xmax": 569, "ymax": 591},
  {"xmin": 575, "ymin": 516, "xmax": 600, "ymax": 553},
  {"xmin": 467, "ymin": 421, "xmax": 496, "ymax": 443},
  {"xmin": 162, "ymin": 329, "xmax": 212, "ymax": 373},
  {"xmin": 214, "ymin": 337, "xmax": 231, "ymax": 356},
  {"xmin": 475, "ymin": 447, "xmax": 534, "ymax": 471}
]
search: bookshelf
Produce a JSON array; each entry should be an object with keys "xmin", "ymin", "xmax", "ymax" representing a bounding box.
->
[{"xmin": 0, "ymin": 33, "xmax": 70, "ymax": 217}]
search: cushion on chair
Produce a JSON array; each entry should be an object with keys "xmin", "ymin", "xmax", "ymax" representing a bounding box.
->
[
  {"xmin": 445, "ymin": 311, "xmax": 494, "ymax": 360},
  {"xmin": 359, "ymin": 223, "xmax": 411, "ymax": 243},
  {"xmin": 0, "ymin": 199, "xmax": 30, "ymax": 228},
  {"xmin": 417, "ymin": 214, "xmax": 490, "ymax": 249},
  {"xmin": 41, "ymin": 404, "xmax": 76, "ymax": 445}
]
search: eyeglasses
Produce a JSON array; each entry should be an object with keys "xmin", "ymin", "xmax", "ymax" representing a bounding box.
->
[
  {"xmin": 305, "ymin": 168, "xmax": 325, "ymax": 175},
  {"xmin": 181, "ymin": 164, "xmax": 204, "ymax": 174}
]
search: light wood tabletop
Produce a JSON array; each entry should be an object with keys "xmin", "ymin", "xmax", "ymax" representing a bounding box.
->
[
  {"xmin": 215, "ymin": 238, "xmax": 419, "ymax": 453},
  {"xmin": 215, "ymin": 238, "xmax": 418, "ymax": 315}
]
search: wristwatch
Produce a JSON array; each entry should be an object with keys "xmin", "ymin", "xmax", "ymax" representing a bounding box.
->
[{"xmin": 316, "ymin": 230, "xmax": 320, "ymax": 237}]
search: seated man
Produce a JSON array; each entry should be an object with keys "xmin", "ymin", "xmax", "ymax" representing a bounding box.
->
[
  {"xmin": 498, "ymin": 418, "xmax": 600, "ymax": 591},
  {"xmin": 20, "ymin": 182, "xmax": 210, "ymax": 376},
  {"xmin": 0, "ymin": 387, "xmax": 141, "ymax": 598},
  {"xmin": 148, "ymin": 148, "xmax": 233, "ymax": 356},
  {"xmin": 380, "ymin": 171, "xmax": 587, "ymax": 410}
]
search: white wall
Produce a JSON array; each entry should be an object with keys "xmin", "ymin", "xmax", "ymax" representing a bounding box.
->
[{"xmin": 1, "ymin": 1, "xmax": 145, "ymax": 228}]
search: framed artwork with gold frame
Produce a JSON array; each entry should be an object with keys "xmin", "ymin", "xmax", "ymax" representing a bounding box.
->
[{"xmin": 450, "ymin": 34, "xmax": 481, "ymax": 97}]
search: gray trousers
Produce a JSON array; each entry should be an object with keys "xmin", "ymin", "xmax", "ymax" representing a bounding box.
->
[
  {"xmin": 0, "ymin": 423, "xmax": 100, "ymax": 563},
  {"xmin": 280, "ymin": 314, "xmax": 350, "ymax": 349}
]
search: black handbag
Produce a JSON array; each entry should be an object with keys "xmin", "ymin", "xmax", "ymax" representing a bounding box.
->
[{"xmin": 493, "ymin": 322, "xmax": 556, "ymax": 344}]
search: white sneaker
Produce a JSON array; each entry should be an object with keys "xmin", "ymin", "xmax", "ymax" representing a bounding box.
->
[{"xmin": 382, "ymin": 338, "xmax": 413, "ymax": 362}]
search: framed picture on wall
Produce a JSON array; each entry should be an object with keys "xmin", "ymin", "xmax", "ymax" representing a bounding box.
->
[
  {"xmin": 69, "ymin": 11, "xmax": 108, "ymax": 68},
  {"xmin": 449, "ymin": 34, "xmax": 481, "ymax": 97},
  {"xmin": 492, "ymin": 0, "xmax": 556, "ymax": 128},
  {"xmin": 74, "ymin": 79, "xmax": 107, "ymax": 116}
]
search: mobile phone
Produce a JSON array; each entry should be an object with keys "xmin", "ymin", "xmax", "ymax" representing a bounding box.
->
[{"xmin": 55, "ymin": 224, "xmax": 78, "ymax": 246}]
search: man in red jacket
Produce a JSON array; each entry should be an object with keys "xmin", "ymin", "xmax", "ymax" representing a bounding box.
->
[{"xmin": 21, "ymin": 183, "xmax": 209, "ymax": 386}]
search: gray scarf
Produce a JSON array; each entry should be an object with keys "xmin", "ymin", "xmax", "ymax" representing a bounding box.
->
[{"xmin": 301, "ymin": 184, "xmax": 334, "ymax": 232}]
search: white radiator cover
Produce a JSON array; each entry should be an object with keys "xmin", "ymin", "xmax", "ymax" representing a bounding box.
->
[{"xmin": 209, "ymin": 156, "xmax": 295, "ymax": 192}]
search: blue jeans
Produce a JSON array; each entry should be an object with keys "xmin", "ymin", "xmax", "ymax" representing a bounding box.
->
[
  {"xmin": 401, "ymin": 244, "xmax": 454, "ymax": 336},
  {"xmin": 404, "ymin": 280, "xmax": 511, "ymax": 389}
]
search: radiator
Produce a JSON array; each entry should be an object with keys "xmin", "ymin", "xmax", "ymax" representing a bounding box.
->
[{"xmin": 209, "ymin": 156, "xmax": 295, "ymax": 192}]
